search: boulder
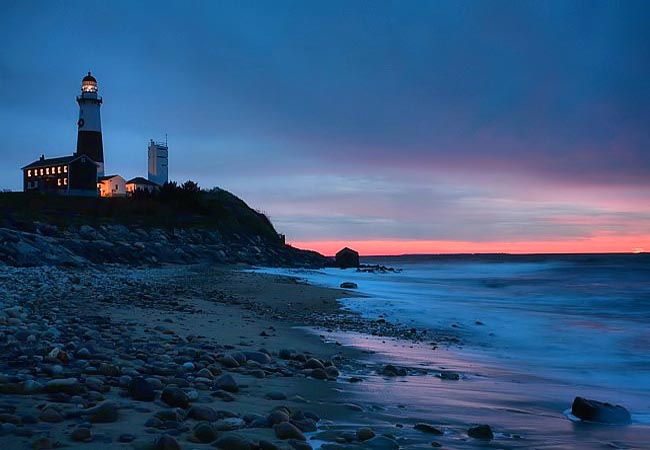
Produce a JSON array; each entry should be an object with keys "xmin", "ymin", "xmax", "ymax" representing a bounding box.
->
[
  {"xmin": 468, "ymin": 424, "xmax": 493, "ymax": 440},
  {"xmin": 161, "ymin": 386, "xmax": 190, "ymax": 408},
  {"xmin": 129, "ymin": 377, "xmax": 156, "ymax": 401},
  {"xmin": 274, "ymin": 422, "xmax": 307, "ymax": 440},
  {"xmin": 214, "ymin": 374, "xmax": 239, "ymax": 393},
  {"xmin": 571, "ymin": 396, "xmax": 631, "ymax": 424}
]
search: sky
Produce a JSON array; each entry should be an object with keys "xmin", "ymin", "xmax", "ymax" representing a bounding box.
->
[{"xmin": 1, "ymin": 1, "xmax": 649, "ymax": 255}]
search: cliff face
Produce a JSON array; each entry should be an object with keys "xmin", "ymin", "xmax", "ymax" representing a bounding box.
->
[{"xmin": 0, "ymin": 191, "xmax": 327, "ymax": 268}]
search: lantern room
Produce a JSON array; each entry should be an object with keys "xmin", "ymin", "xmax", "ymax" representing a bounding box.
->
[{"xmin": 81, "ymin": 72, "xmax": 98, "ymax": 93}]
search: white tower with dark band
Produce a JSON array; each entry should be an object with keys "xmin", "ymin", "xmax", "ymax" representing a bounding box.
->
[{"xmin": 76, "ymin": 72, "xmax": 104, "ymax": 176}]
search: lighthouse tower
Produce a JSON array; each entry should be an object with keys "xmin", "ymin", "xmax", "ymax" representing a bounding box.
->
[{"xmin": 76, "ymin": 72, "xmax": 104, "ymax": 176}]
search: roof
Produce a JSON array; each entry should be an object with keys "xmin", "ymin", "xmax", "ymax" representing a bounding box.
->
[
  {"xmin": 336, "ymin": 247, "xmax": 359, "ymax": 256},
  {"xmin": 98, "ymin": 174, "xmax": 123, "ymax": 181},
  {"xmin": 21, "ymin": 154, "xmax": 98, "ymax": 170},
  {"xmin": 82, "ymin": 72, "xmax": 97, "ymax": 83},
  {"xmin": 126, "ymin": 177, "xmax": 159, "ymax": 186}
]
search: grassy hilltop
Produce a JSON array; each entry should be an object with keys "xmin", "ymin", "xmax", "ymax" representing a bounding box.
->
[{"xmin": 0, "ymin": 182, "xmax": 281, "ymax": 244}]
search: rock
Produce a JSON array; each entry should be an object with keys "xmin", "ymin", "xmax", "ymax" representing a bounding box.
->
[
  {"xmin": 438, "ymin": 371, "xmax": 460, "ymax": 381},
  {"xmin": 414, "ymin": 423, "xmax": 443, "ymax": 435},
  {"xmin": 266, "ymin": 391, "xmax": 287, "ymax": 400},
  {"xmin": 275, "ymin": 422, "xmax": 307, "ymax": 440},
  {"xmin": 310, "ymin": 368, "xmax": 328, "ymax": 380},
  {"xmin": 118, "ymin": 434, "xmax": 135, "ymax": 443},
  {"xmin": 356, "ymin": 427, "xmax": 376, "ymax": 441},
  {"xmin": 196, "ymin": 368, "xmax": 214, "ymax": 379},
  {"xmin": 155, "ymin": 434, "xmax": 181, "ymax": 450},
  {"xmin": 288, "ymin": 440, "xmax": 312, "ymax": 450},
  {"xmin": 243, "ymin": 351, "xmax": 272, "ymax": 364},
  {"xmin": 361, "ymin": 436, "xmax": 400, "ymax": 449},
  {"xmin": 45, "ymin": 377, "xmax": 82, "ymax": 394},
  {"xmin": 279, "ymin": 349, "xmax": 294, "ymax": 360},
  {"xmin": 22, "ymin": 379, "xmax": 44, "ymax": 394},
  {"xmin": 70, "ymin": 427, "xmax": 92, "ymax": 442},
  {"xmin": 267, "ymin": 410, "xmax": 290, "ymax": 425},
  {"xmin": 86, "ymin": 400, "xmax": 119, "ymax": 423},
  {"xmin": 571, "ymin": 396, "xmax": 631, "ymax": 424},
  {"xmin": 31, "ymin": 438, "xmax": 54, "ymax": 450},
  {"xmin": 381, "ymin": 364, "xmax": 407, "ymax": 377},
  {"xmin": 161, "ymin": 386, "xmax": 190, "ymax": 408},
  {"xmin": 188, "ymin": 405, "xmax": 218, "ymax": 421},
  {"xmin": 129, "ymin": 377, "xmax": 156, "ymax": 401},
  {"xmin": 304, "ymin": 358, "xmax": 325, "ymax": 370},
  {"xmin": 193, "ymin": 421, "xmax": 219, "ymax": 443},
  {"xmin": 219, "ymin": 355, "xmax": 240, "ymax": 368},
  {"xmin": 339, "ymin": 282, "xmax": 358, "ymax": 289},
  {"xmin": 213, "ymin": 433, "xmax": 253, "ymax": 450},
  {"xmin": 39, "ymin": 407, "xmax": 64, "ymax": 423},
  {"xmin": 259, "ymin": 440, "xmax": 280, "ymax": 450},
  {"xmin": 214, "ymin": 374, "xmax": 239, "ymax": 393},
  {"xmin": 468, "ymin": 424, "xmax": 493, "ymax": 440}
]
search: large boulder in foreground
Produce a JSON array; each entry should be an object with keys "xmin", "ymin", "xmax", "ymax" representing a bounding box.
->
[
  {"xmin": 571, "ymin": 396, "xmax": 631, "ymax": 424},
  {"xmin": 335, "ymin": 247, "xmax": 360, "ymax": 268}
]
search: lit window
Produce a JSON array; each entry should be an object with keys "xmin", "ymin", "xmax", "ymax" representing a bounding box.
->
[
  {"xmin": 63, "ymin": 166, "xmax": 68, "ymax": 173},
  {"xmin": 40, "ymin": 168, "xmax": 44, "ymax": 176},
  {"xmin": 57, "ymin": 166, "xmax": 62, "ymax": 174},
  {"xmin": 27, "ymin": 170, "xmax": 32, "ymax": 177},
  {"xmin": 64, "ymin": 178, "xmax": 68, "ymax": 185},
  {"xmin": 57, "ymin": 179, "xmax": 62, "ymax": 187},
  {"xmin": 46, "ymin": 167, "xmax": 50, "ymax": 175}
]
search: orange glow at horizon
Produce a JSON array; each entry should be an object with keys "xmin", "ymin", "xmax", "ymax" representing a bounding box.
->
[{"xmin": 289, "ymin": 235, "xmax": 650, "ymax": 256}]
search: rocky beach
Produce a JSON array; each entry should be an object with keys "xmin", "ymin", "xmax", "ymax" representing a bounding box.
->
[{"xmin": 0, "ymin": 262, "xmax": 475, "ymax": 450}]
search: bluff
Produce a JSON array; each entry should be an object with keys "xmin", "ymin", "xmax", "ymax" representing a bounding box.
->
[{"xmin": 0, "ymin": 189, "xmax": 327, "ymax": 267}]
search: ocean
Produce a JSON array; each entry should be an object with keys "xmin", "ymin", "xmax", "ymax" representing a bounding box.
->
[{"xmin": 258, "ymin": 253, "xmax": 650, "ymax": 447}]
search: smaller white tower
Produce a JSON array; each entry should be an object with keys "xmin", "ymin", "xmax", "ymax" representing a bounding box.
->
[{"xmin": 148, "ymin": 139, "xmax": 168, "ymax": 185}]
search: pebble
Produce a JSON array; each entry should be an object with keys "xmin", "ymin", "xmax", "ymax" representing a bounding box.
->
[
  {"xmin": 161, "ymin": 386, "xmax": 190, "ymax": 408},
  {"xmin": 214, "ymin": 373, "xmax": 239, "ymax": 393},
  {"xmin": 274, "ymin": 422, "xmax": 307, "ymax": 441}
]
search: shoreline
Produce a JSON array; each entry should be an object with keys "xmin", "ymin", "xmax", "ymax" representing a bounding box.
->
[{"xmin": 1, "ymin": 264, "xmax": 648, "ymax": 449}]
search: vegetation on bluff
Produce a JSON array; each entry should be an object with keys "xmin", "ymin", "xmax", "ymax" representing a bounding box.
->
[{"xmin": 0, "ymin": 181, "xmax": 282, "ymax": 244}]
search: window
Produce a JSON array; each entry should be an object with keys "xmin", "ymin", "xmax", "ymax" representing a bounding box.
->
[
  {"xmin": 115, "ymin": 184, "xmax": 118, "ymax": 190},
  {"xmin": 57, "ymin": 179, "xmax": 62, "ymax": 187},
  {"xmin": 46, "ymin": 167, "xmax": 50, "ymax": 175},
  {"xmin": 27, "ymin": 170, "xmax": 32, "ymax": 177},
  {"xmin": 64, "ymin": 178, "xmax": 68, "ymax": 186},
  {"xmin": 40, "ymin": 168, "xmax": 44, "ymax": 176},
  {"xmin": 57, "ymin": 166, "xmax": 62, "ymax": 174},
  {"xmin": 63, "ymin": 166, "xmax": 68, "ymax": 173}
]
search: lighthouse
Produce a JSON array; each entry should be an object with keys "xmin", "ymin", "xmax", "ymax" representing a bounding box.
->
[{"xmin": 76, "ymin": 72, "xmax": 104, "ymax": 176}]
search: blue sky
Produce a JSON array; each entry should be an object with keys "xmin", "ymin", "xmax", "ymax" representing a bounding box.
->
[{"xmin": 1, "ymin": 1, "xmax": 649, "ymax": 252}]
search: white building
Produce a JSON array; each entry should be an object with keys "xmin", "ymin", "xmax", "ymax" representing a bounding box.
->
[
  {"xmin": 148, "ymin": 139, "xmax": 168, "ymax": 186},
  {"xmin": 126, "ymin": 177, "xmax": 159, "ymax": 195},
  {"xmin": 98, "ymin": 174, "xmax": 126, "ymax": 197}
]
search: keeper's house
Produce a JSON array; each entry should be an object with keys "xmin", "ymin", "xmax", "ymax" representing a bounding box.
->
[{"xmin": 21, "ymin": 154, "xmax": 99, "ymax": 196}]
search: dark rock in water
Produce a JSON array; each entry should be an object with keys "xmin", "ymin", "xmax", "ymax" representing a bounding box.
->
[
  {"xmin": 309, "ymin": 368, "xmax": 328, "ymax": 380},
  {"xmin": 335, "ymin": 247, "xmax": 360, "ymax": 268},
  {"xmin": 274, "ymin": 422, "xmax": 307, "ymax": 440},
  {"xmin": 288, "ymin": 439, "xmax": 312, "ymax": 450},
  {"xmin": 155, "ymin": 434, "xmax": 181, "ymax": 450},
  {"xmin": 213, "ymin": 433, "xmax": 252, "ymax": 450},
  {"xmin": 468, "ymin": 424, "xmax": 493, "ymax": 440},
  {"xmin": 438, "ymin": 371, "xmax": 460, "ymax": 381},
  {"xmin": 304, "ymin": 358, "xmax": 325, "ymax": 370},
  {"xmin": 356, "ymin": 427, "xmax": 376, "ymax": 441},
  {"xmin": 129, "ymin": 377, "xmax": 155, "ymax": 401},
  {"xmin": 414, "ymin": 423, "xmax": 443, "ymax": 435},
  {"xmin": 339, "ymin": 282, "xmax": 358, "ymax": 289},
  {"xmin": 267, "ymin": 410, "xmax": 290, "ymax": 425},
  {"xmin": 381, "ymin": 364, "xmax": 407, "ymax": 377},
  {"xmin": 571, "ymin": 396, "xmax": 631, "ymax": 424},
  {"xmin": 361, "ymin": 436, "xmax": 399, "ymax": 449},
  {"xmin": 161, "ymin": 386, "xmax": 190, "ymax": 408},
  {"xmin": 259, "ymin": 440, "xmax": 280, "ymax": 450}
]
